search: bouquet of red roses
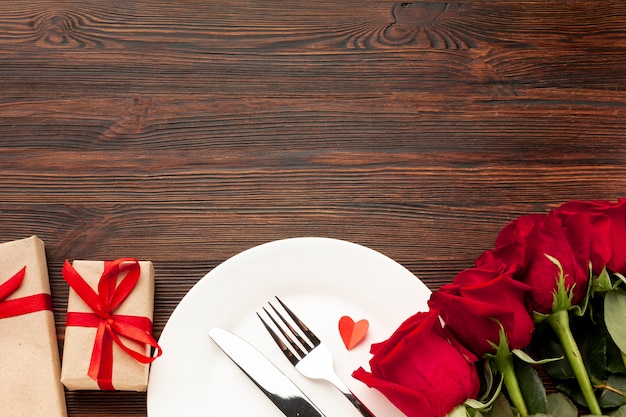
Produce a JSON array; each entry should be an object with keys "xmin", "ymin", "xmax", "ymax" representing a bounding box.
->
[{"xmin": 354, "ymin": 199, "xmax": 626, "ymax": 417}]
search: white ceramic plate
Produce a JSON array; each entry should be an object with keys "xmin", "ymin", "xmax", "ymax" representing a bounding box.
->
[{"xmin": 147, "ymin": 237, "xmax": 431, "ymax": 417}]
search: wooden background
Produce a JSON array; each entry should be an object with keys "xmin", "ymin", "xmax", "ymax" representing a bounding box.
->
[{"xmin": 1, "ymin": 1, "xmax": 625, "ymax": 416}]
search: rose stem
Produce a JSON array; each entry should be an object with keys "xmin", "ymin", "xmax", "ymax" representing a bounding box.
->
[
  {"xmin": 494, "ymin": 353, "xmax": 529, "ymax": 417},
  {"xmin": 547, "ymin": 309, "xmax": 602, "ymax": 416}
]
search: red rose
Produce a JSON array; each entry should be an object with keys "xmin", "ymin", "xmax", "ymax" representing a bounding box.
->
[
  {"xmin": 491, "ymin": 211, "xmax": 591, "ymax": 314},
  {"xmin": 352, "ymin": 310, "xmax": 480, "ymax": 417},
  {"xmin": 477, "ymin": 241, "xmax": 527, "ymax": 278},
  {"xmin": 428, "ymin": 260, "xmax": 534, "ymax": 358},
  {"xmin": 495, "ymin": 214, "xmax": 546, "ymax": 247},
  {"xmin": 558, "ymin": 199, "xmax": 626, "ymax": 274}
]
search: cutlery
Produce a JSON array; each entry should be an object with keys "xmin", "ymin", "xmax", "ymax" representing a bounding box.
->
[
  {"xmin": 208, "ymin": 327, "xmax": 326, "ymax": 417},
  {"xmin": 257, "ymin": 297, "xmax": 375, "ymax": 417}
]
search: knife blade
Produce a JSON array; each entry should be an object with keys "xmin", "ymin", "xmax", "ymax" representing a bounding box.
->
[{"xmin": 209, "ymin": 328, "xmax": 326, "ymax": 417}]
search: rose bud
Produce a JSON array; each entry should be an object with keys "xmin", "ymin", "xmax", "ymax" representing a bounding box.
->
[
  {"xmin": 492, "ymin": 211, "xmax": 590, "ymax": 314},
  {"xmin": 557, "ymin": 199, "xmax": 626, "ymax": 275},
  {"xmin": 352, "ymin": 309, "xmax": 480, "ymax": 417},
  {"xmin": 428, "ymin": 262, "xmax": 534, "ymax": 358}
]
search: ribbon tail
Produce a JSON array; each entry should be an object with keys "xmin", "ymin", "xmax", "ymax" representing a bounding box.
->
[
  {"xmin": 88, "ymin": 322, "xmax": 115, "ymax": 390},
  {"xmin": 0, "ymin": 293, "xmax": 52, "ymax": 319},
  {"xmin": 0, "ymin": 266, "xmax": 26, "ymax": 301},
  {"xmin": 109, "ymin": 322, "xmax": 162, "ymax": 364}
]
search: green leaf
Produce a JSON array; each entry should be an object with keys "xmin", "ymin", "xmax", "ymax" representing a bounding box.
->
[
  {"xmin": 604, "ymin": 290, "xmax": 626, "ymax": 353},
  {"xmin": 446, "ymin": 405, "xmax": 468, "ymax": 417},
  {"xmin": 545, "ymin": 393, "xmax": 578, "ymax": 417},
  {"xmin": 514, "ymin": 357, "xmax": 548, "ymax": 414},
  {"xmin": 530, "ymin": 323, "xmax": 572, "ymax": 380},
  {"xmin": 578, "ymin": 291, "xmax": 626, "ymax": 374},
  {"xmin": 578, "ymin": 316, "xmax": 608, "ymax": 382},
  {"xmin": 540, "ymin": 337, "xmax": 575, "ymax": 380},
  {"xmin": 607, "ymin": 337, "xmax": 626, "ymax": 374},
  {"xmin": 478, "ymin": 358, "xmax": 497, "ymax": 402},
  {"xmin": 599, "ymin": 374, "xmax": 626, "ymax": 408},
  {"xmin": 609, "ymin": 404, "xmax": 626, "ymax": 416},
  {"xmin": 557, "ymin": 381, "xmax": 587, "ymax": 407},
  {"xmin": 512, "ymin": 349, "xmax": 562, "ymax": 365},
  {"xmin": 613, "ymin": 273, "xmax": 626, "ymax": 287},
  {"xmin": 481, "ymin": 394, "xmax": 517, "ymax": 417},
  {"xmin": 471, "ymin": 360, "xmax": 504, "ymax": 408}
]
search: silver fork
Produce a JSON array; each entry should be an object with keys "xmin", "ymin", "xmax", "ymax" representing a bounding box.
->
[{"xmin": 257, "ymin": 297, "xmax": 375, "ymax": 417}]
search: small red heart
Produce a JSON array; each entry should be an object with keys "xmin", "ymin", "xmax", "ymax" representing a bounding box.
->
[{"xmin": 338, "ymin": 316, "xmax": 369, "ymax": 350}]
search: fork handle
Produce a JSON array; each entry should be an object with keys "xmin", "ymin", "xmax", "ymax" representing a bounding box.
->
[
  {"xmin": 328, "ymin": 375, "xmax": 375, "ymax": 417},
  {"xmin": 342, "ymin": 391, "xmax": 376, "ymax": 417}
]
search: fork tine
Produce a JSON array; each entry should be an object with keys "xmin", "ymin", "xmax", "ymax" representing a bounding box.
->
[
  {"xmin": 256, "ymin": 311, "xmax": 300, "ymax": 366},
  {"xmin": 275, "ymin": 296, "xmax": 320, "ymax": 346},
  {"xmin": 268, "ymin": 302, "xmax": 314, "ymax": 351},
  {"xmin": 263, "ymin": 305, "xmax": 308, "ymax": 357}
]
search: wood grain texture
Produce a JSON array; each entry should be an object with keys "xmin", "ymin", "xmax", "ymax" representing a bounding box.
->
[{"xmin": 1, "ymin": 0, "xmax": 625, "ymax": 415}]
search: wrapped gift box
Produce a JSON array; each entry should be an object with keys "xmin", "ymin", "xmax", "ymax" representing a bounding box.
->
[
  {"xmin": 0, "ymin": 236, "xmax": 67, "ymax": 417},
  {"xmin": 61, "ymin": 259, "xmax": 157, "ymax": 391}
]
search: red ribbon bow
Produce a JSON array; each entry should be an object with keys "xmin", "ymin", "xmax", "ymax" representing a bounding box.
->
[
  {"xmin": 0, "ymin": 266, "xmax": 52, "ymax": 319},
  {"xmin": 62, "ymin": 258, "xmax": 162, "ymax": 390}
]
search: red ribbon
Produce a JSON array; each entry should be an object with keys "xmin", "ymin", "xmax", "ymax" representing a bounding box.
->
[
  {"xmin": 62, "ymin": 258, "xmax": 162, "ymax": 390},
  {"xmin": 0, "ymin": 266, "xmax": 53, "ymax": 319}
]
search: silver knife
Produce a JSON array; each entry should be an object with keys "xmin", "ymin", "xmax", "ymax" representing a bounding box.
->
[{"xmin": 209, "ymin": 328, "xmax": 326, "ymax": 417}]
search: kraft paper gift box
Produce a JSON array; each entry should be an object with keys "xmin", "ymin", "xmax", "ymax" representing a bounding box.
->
[
  {"xmin": 61, "ymin": 259, "xmax": 160, "ymax": 391},
  {"xmin": 0, "ymin": 236, "xmax": 67, "ymax": 417}
]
